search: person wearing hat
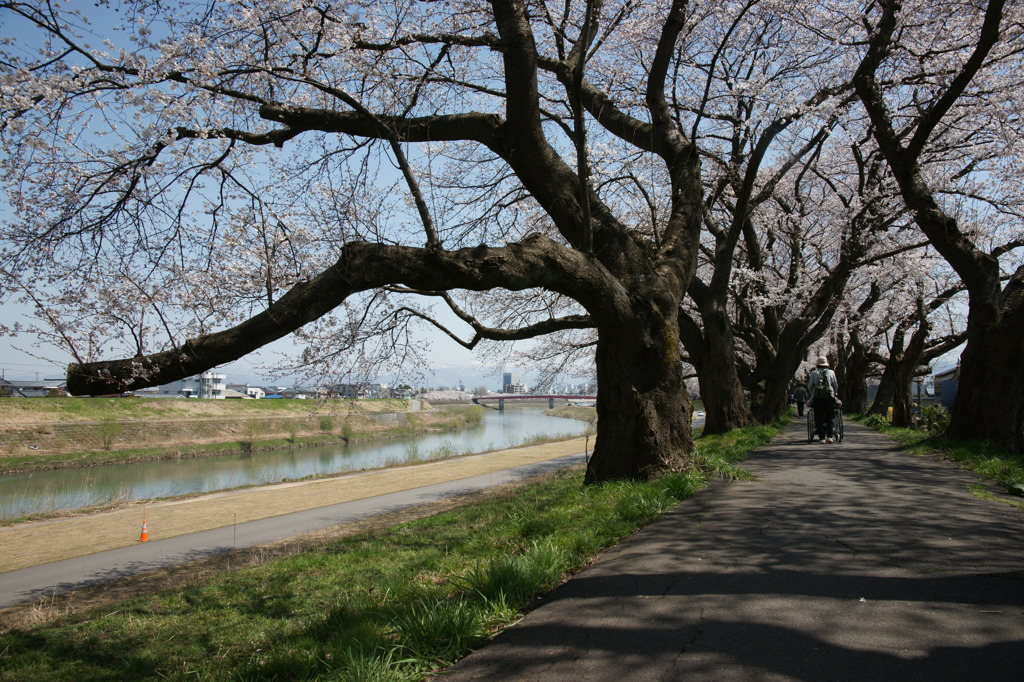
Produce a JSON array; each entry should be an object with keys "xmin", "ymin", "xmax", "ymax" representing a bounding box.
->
[{"xmin": 807, "ymin": 355, "xmax": 840, "ymax": 443}]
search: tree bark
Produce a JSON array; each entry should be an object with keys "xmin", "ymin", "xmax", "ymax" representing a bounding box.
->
[
  {"xmin": 868, "ymin": 364, "xmax": 896, "ymax": 417},
  {"xmin": 837, "ymin": 330, "xmax": 872, "ymax": 414},
  {"xmin": 890, "ymin": 361, "xmax": 918, "ymax": 428},
  {"xmin": 678, "ymin": 306, "xmax": 754, "ymax": 435},
  {"xmin": 695, "ymin": 345, "xmax": 754, "ymax": 436},
  {"xmin": 750, "ymin": 358, "xmax": 799, "ymax": 424},
  {"xmin": 947, "ymin": 273, "xmax": 1024, "ymax": 451},
  {"xmin": 586, "ymin": 317, "xmax": 693, "ymax": 482}
]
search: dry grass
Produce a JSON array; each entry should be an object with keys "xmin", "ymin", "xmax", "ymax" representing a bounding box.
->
[
  {"xmin": 0, "ymin": 396, "xmax": 411, "ymax": 426},
  {"xmin": 0, "ymin": 398, "xmax": 442, "ymax": 463}
]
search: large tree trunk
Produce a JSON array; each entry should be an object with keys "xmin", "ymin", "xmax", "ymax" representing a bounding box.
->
[
  {"xmin": 679, "ymin": 305, "xmax": 754, "ymax": 436},
  {"xmin": 878, "ymin": 309, "xmax": 927, "ymax": 428},
  {"xmin": 868, "ymin": 363, "xmax": 895, "ymax": 417},
  {"xmin": 838, "ymin": 331, "xmax": 872, "ymax": 414},
  {"xmin": 698, "ymin": 357, "xmax": 753, "ymax": 436},
  {"xmin": 751, "ymin": 364, "xmax": 793, "ymax": 423},
  {"xmin": 586, "ymin": 320, "xmax": 694, "ymax": 483},
  {"xmin": 948, "ymin": 313, "xmax": 1024, "ymax": 451},
  {"xmin": 749, "ymin": 327, "xmax": 825, "ymax": 424},
  {"xmin": 680, "ymin": 299, "xmax": 758, "ymax": 436},
  {"xmin": 890, "ymin": 361, "xmax": 917, "ymax": 428}
]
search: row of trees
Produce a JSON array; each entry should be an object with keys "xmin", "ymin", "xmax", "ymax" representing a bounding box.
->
[{"xmin": 1, "ymin": 0, "xmax": 1021, "ymax": 482}]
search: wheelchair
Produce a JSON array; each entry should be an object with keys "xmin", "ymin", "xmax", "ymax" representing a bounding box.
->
[{"xmin": 806, "ymin": 400, "xmax": 844, "ymax": 443}]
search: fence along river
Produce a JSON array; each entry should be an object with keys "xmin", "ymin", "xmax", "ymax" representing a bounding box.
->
[{"xmin": 0, "ymin": 409, "xmax": 591, "ymax": 520}]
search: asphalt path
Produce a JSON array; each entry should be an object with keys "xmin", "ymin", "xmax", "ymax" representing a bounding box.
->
[
  {"xmin": 441, "ymin": 420, "xmax": 1024, "ymax": 681},
  {"xmin": 0, "ymin": 451, "xmax": 585, "ymax": 610}
]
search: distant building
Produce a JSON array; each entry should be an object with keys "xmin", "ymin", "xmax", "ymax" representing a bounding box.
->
[
  {"xmin": 392, "ymin": 386, "xmax": 415, "ymax": 399},
  {"xmin": 323, "ymin": 382, "xmax": 390, "ymax": 399},
  {"xmin": 227, "ymin": 384, "xmax": 265, "ymax": 400},
  {"xmin": 503, "ymin": 372, "xmax": 526, "ymax": 394},
  {"xmin": 154, "ymin": 371, "xmax": 227, "ymax": 399},
  {"xmin": 934, "ymin": 366, "xmax": 958, "ymax": 409},
  {"xmin": 367, "ymin": 383, "xmax": 390, "ymax": 399},
  {"xmin": 220, "ymin": 388, "xmax": 252, "ymax": 399},
  {"xmin": 0, "ymin": 378, "xmax": 67, "ymax": 397},
  {"xmin": 325, "ymin": 383, "xmax": 360, "ymax": 399},
  {"xmin": 278, "ymin": 387, "xmax": 311, "ymax": 399}
]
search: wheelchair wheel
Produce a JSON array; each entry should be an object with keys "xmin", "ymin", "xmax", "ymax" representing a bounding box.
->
[{"xmin": 806, "ymin": 409, "xmax": 815, "ymax": 442}]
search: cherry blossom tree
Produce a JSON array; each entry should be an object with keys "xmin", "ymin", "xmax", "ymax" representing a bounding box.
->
[
  {"xmin": 667, "ymin": 0, "xmax": 855, "ymax": 433},
  {"xmin": 833, "ymin": 278, "xmax": 884, "ymax": 413},
  {"xmin": 0, "ymin": 0, "xmax": 723, "ymax": 483},
  {"xmin": 690, "ymin": 93, "xmax": 932, "ymax": 426},
  {"xmin": 854, "ymin": 0, "xmax": 1024, "ymax": 451},
  {"xmin": 729, "ymin": 133, "xmax": 913, "ymax": 423},
  {"xmin": 3, "ymin": 0, "xmax": 1020, "ymax": 475},
  {"xmin": 861, "ymin": 259, "xmax": 968, "ymax": 426}
]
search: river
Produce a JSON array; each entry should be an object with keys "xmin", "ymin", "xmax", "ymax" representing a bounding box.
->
[{"xmin": 0, "ymin": 409, "xmax": 591, "ymax": 520}]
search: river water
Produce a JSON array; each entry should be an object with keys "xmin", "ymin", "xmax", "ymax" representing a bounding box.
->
[{"xmin": 0, "ymin": 409, "xmax": 591, "ymax": 520}]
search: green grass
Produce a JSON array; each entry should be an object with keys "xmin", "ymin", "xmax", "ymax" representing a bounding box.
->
[
  {"xmin": 0, "ymin": 420, "xmax": 783, "ymax": 681},
  {"xmin": 692, "ymin": 421, "xmax": 777, "ymax": 480},
  {"xmin": 851, "ymin": 413, "xmax": 1024, "ymax": 491}
]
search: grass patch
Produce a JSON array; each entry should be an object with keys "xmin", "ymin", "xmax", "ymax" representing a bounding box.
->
[
  {"xmin": 692, "ymin": 420, "xmax": 781, "ymax": 480},
  {"xmin": 543, "ymin": 405, "xmax": 597, "ymax": 422},
  {"xmin": 968, "ymin": 483, "xmax": 1024, "ymax": 512},
  {"xmin": 0, "ymin": 421, "xmax": 783, "ymax": 680}
]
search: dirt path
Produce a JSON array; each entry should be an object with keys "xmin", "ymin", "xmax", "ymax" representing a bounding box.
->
[{"xmin": 0, "ymin": 438, "xmax": 589, "ymax": 574}]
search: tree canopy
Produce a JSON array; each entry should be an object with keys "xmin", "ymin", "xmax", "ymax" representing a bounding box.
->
[{"xmin": 2, "ymin": 0, "xmax": 1022, "ymax": 479}]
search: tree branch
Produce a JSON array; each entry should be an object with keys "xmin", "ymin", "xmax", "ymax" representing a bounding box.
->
[{"xmin": 66, "ymin": 236, "xmax": 618, "ymax": 394}]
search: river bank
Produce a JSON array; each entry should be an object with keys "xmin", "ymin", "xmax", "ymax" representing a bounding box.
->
[
  {"xmin": 0, "ymin": 398, "xmax": 484, "ymax": 474},
  {"xmin": 0, "ymin": 438, "xmax": 593, "ymax": 634},
  {"xmin": 0, "ymin": 438, "xmax": 590, "ymax": 574},
  {"xmin": 1, "ymin": 406, "xmax": 595, "ymax": 525}
]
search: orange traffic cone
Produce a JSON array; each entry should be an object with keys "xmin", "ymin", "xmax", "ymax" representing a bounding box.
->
[{"xmin": 139, "ymin": 509, "xmax": 149, "ymax": 542}]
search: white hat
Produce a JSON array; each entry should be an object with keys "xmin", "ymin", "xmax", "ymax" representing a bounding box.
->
[{"xmin": 816, "ymin": 356, "xmax": 829, "ymax": 367}]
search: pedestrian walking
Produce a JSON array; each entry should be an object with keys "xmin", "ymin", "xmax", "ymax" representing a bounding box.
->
[
  {"xmin": 807, "ymin": 356, "xmax": 839, "ymax": 443},
  {"xmin": 793, "ymin": 385, "xmax": 808, "ymax": 417}
]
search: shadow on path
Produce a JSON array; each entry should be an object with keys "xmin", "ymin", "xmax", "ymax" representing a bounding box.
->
[{"xmin": 440, "ymin": 421, "xmax": 1024, "ymax": 681}]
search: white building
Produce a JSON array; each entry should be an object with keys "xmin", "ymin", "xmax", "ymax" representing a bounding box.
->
[
  {"xmin": 244, "ymin": 386, "xmax": 265, "ymax": 400},
  {"xmin": 155, "ymin": 371, "xmax": 227, "ymax": 399},
  {"xmin": 227, "ymin": 384, "xmax": 265, "ymax": 400}
]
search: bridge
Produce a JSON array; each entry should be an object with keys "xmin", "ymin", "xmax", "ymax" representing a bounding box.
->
[{"xmin": 471, "ymin": 394, "xmax": 597, "ymax": 411}]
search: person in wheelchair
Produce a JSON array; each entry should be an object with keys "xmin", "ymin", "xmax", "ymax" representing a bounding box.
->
[{"xmin": 807, "ymin": 356, "xmax": 840, "ymax": 443}]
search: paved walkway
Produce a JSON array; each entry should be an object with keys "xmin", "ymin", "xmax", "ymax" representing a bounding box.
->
[{"xmin": 439, "ymin": 421, "xmax": 1024, "ymax": 681}]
